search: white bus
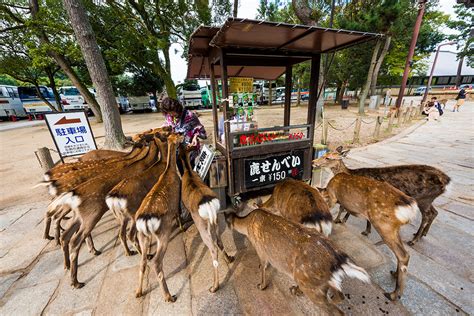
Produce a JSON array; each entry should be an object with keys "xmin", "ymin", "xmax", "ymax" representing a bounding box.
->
[
  {"xmin": 59, "ymin": 86, "xmax": 94, "ymax": 111},
  {"xmin": 0, "ymin": 85, "xmax": 27, "ymax": 120},
  {"xmin": 18, "ymin": 86, "xmax": 57, "ymax": 114}
]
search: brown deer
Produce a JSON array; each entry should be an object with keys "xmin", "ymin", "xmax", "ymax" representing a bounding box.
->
[
  {"xmin": 323, "ymin": 172, "xmax": 418, "ymax": 301},
  {"xmin": 313, "ymin": 147, "xmax": 450, "ymax": 245},
  {"xmin": 134, "ymin": 133, "xmax": 184, "ymax": 300},
  {"xmin": 57, "ymin": 138, "xmax": 159, "ymax": 288},
  {"xmin": 225, "ymin": 209, "xmax": 370, "ymax": 315},
  {"xmin": 106, "ymin": 131, "xmax": 171, "ymax": 256},
  {"xmin": 256, "ymin": 178, "xmax": 332, "ymax": 236},
  {"xmin": 78, "ymin": 149, "xmax": 127, "ymax": 162},
  {"xmin": 179, "ymin": 145, "xmax": 234, "ymax": 293},
  {"xmin": 42, "ymin": 143, "xmax": 148, "ymax": 242}
]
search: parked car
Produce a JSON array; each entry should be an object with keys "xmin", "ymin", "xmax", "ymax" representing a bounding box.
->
[
  {"xmin": 59, "ymin": 86, "xmax": 94, "ymax": 112},
  {"xmin": 0, "ymin": 85, "xmax": 27, "ymax": 120}
]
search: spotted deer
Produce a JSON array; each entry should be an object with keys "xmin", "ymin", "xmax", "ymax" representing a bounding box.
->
[
  {"xmin": 256, "ymin": 178, "xmax": 332, "ymax": 236},
  {"xmin": 322, "ymin": 172, "xmax": 418, "ymax": 300},
  {"xmin": 313, "ymin": 146, "xmax": 451, "ymax": 245},
  {"xmin": 134, "ymin": 133, "xmax": 184, "ymax": 300},
  {"xmin": 78, "ymin": 149, "xmax": 127, "ymax": 162},
  {"xmin": 57, "ymin": 138, "xmax": 159, "ymax": 288},
  {"xmin": 225, "ymin": 209, "xmax": 370, "ymax": 315},
  {"xmin": 106, "ymin": 131, "xmax": 171, "ymax": 256},
  {"xmin": 179, "ymin": 145, "xmax": 234, "ymax": 293}
]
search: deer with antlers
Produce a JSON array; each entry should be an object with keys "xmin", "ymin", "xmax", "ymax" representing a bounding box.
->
[
  {"xmin": 313, "ymin": 147, "xmax": 450, "ymax": 245},
  {"xmin": 256, "ymin": 178, "xmax": 333, "ymax": 236},
  {"xmin": 134, "ymin": 133, "xmax": 184, "ymax": 300}
]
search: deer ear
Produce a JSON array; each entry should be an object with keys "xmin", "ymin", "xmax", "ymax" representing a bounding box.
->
[
  {"xmin": 154, "ymin": 132, "xmax": 167, "ymax": 142},
  {"xmin": 341, "ymin": 149, "xmax": 350, "ymax": 157},
  {"xmin": 335, "ymin": 146, "xmax": 343, "ymax": 153}
]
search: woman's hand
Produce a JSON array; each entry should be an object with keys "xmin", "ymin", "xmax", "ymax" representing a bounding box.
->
[{"xmin": 191, "ymin": 134, "xmax": 199, "ymax": 147}]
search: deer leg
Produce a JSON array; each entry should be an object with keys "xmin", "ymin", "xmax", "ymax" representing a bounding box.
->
[
  {"xmin": 54, "ymin": 206, "xmax": 72, "ymax": 245},
  {"xmin": 135, "ymin": 232, "xmax": 150, "ymax": 298},
  {"xmin": 361, "ymin": 220, "xmax": 372, "ymax": 236},
  {"xmin": 85, "ymin": 235, "xmax": 101, "ymax": 256},
  {"xmin": 43, "ymin": 215, "xmax": 54, "ymax": 240},
  {"xmin": 334, "ymin": 206, "xmax": 345, "ymax": 223},
  {"xmin": 216, "ymin": 232, "xmax": 234, "ymax": 264},
  {"xmin": 299, "ymin": 285, "xmax": 343, "ymax": 316},
  {"xmin": 409, "ymin": 204, "xmax": 430, "ymax": 246},
  {"xmin": 119, "ymin": 217, "xmax": 135, "ymax": 256},
  {"xmin": 151, "ymin": 233, "xmax": 176, "ymax": 302},
  {"xmin": 422, "ymin": 205, "xmax": 438, "ymax": 237},
  {"xmin": 60, "ymin": 220, "xmax": 80, "ymax": 270},
  {"xmin": 379, "ymin": 228, "xmax": 410, "ymax": 301},
  {"xmin": 128, "ymin": 219, "xmax": 141, "ymax": 255},
  {"xmin": 290, "ymin": 285, "xmax": 304, "ymax": 296},
  {"xmin": 257, "ymin": 260, "xmax": 269, "ymax": 290},
  {"xmin": 69, "ymin": 230, "xmax": 86, "ymax": 289}
]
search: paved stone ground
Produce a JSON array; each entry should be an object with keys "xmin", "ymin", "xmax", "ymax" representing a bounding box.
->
[{"xmin": 0, "ymin": 102, "xmax": 472, "ymax": 315}]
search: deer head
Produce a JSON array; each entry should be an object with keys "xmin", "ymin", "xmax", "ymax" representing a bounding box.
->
[{"xmin": 312, "ymin": 146, "xmax": 350, "ymax": 174}]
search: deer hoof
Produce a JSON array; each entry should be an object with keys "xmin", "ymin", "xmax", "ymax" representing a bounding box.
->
[
  {"xmin": 334, "ymin": 219, "xmax": 342, "ymax": 224},
  {"xmin": 92, "ymin": 250, "xmax": 102, "ymax": 256},
  {"xmin": 72, "ymin": 281, "xmax": 85, "ymax": 289},
  {"xmin": 257, "ymin": 283, "xmax": 267, "ymax": 291},
  {"xmin": 290, "ymin": 286, "xmax": 303, "ymax": 296},
  {"xmin": 209, "ymin": 285, "xmax": 219, "ymax": 293},
  {"xmin": 384, "ymin": 292, "xmax": 400, "ymax": 301},
  {"xmin": 407, "ymin": 240, "xmax": 415, "ymax": 246},
  {"xmin": 226, "ymin": 255, "xmax": 235, "ymax": 264},
  {"xmin": 147, "ymin": 254, "xmax": 154, "ymax": 260},
  {"xmin": 389, "ymin": 270, "xmax": 398, "ymax": 278},
  {"xmin": 126, "ymin": 250, "xmax": 137, "ymax": 256},
  {"xmin": 361, "ymin": 231, "xmax": 369, "ymax": 236},
  {"xmin": 165, "ymin": 295, "xmax": 177, "ymax": 303},
  {"xmin": 135, "ymin": 290, "xmax": 143, "ymax": 298},
  {"xmin": 44, "ymin": 235, "xmax": 54, "ymax": 240}
]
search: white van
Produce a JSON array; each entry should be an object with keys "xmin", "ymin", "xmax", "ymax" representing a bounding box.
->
[
  {"xmin": 59, "ymin": 86, "xmax": 94, "ymax": 111},
  {"xmin": 0, "ymin": 85, "xmax": 27, "ymax": 120}
]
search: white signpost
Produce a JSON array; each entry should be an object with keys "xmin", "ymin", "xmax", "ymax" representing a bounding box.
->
[
  {"xmin": 45, "ymin": 111, "xmax": 97, "ymax": 159},
  {"xmin": 194, "ymin": 144, "xmax": 215, "ymax": 179}
]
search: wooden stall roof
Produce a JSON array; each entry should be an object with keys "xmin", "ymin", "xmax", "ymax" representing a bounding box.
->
[{"xmin": 187, "ymin": 18, "xmax": 383, "ymax": 80}]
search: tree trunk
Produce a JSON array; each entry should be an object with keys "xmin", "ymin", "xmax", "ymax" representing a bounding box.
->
[
  {"xmin": 296, "ymin": 78, "xmax": 301, "ymax": 106},
  {"xmin": 370, "ymin": 36, "xmax": 391, "ymax": 96},
  {"xmin": 33, "ymin": 83, "xmax": 57, "ymax": 112},
  {"xmin": 62, "ymin": 0, "xmax": 126, "ymax": 149},
  {"xmin": 233, "ymin": 0, "xmax": 238, "ymax": 17},
  {"xmin": 358, "ymin": 39, "xmax": 381, "ymax": 115},
  {"xmin": 315, "ymin": 63, "xmax": 325, "ymax": 123},
  {"xmin": 29, "ymin": 0, "xmax": 102, "ymax": 121},
  {"xmin": 46, "ymin": 68, "xmax": 63, "ymax": 111},
  {"xmin": 455, "ymin": 55, "xmax": 464, "ymax": 88}
]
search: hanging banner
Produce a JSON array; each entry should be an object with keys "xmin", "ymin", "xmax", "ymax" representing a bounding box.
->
[
  {"xmin": 229, "ymin": 77, "xmax": 254, "ymax": 93},
  {"xmin": 45, "ymin": 111, "xmax": 97, "ymax": 158}
]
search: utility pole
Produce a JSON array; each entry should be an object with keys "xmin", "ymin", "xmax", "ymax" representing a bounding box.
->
[
  {"xmin": 422, "ymin": 41, "xmax": 456, "ymax": 104},
  {"xmin": 395, "ymin": 0, "xmax": 426, "ymax": 108}
]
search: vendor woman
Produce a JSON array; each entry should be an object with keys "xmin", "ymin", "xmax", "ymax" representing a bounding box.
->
[{"xmin": 161, "ymin": 97, "xmax": 207, "ymax": 163}]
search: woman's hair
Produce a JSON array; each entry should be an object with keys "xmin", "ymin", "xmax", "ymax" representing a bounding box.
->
[{"xmin": 161, "ymin": 97, "xmax": 183, "ymax": 115}]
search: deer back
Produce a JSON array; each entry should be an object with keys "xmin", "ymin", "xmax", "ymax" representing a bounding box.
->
[{"xmin": 78, "ymin": 149, "xmax": 127, "ymax": 162}]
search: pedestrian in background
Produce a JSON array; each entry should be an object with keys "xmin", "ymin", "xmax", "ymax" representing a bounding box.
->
[{"xmin": 453, "ymin": 88, "xmax": 467, "ymax": 112}]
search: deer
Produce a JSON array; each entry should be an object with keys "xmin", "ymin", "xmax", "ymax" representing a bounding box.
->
[
  {"xmin": 56, "ymin": 137, "xmax": 160, "ymax": 289},
  {"xmin": 179, "ymin": 145, "xmax": 234, "ymax": 293},
  {"xmin": 255, "ymin": 178, "xmax": 333, "ymax": 237},
  {"xmin": 225, "ymin": 208, "xmax": 370, "ymax": 315},
  {"xmin": 78, "ymin": 149, "xmax": 127, "ymax": 162},
  {"xmin": 313, "ymin": 146, "xmax": 451, "ymax": 245},
  {"xmin": 134, "ymin": 133, "xmax": 184, "ymax": 300},
  {"xmin": 322, "ymin": 172, "xmax": 418, "ymax": 301},
  {"xmin": 106, "ymin": 130, "xmax": 171, "ymax": 256},
  {"xmin": 42, "ymin": 142, "xmax": 148, "ymax": 243}
]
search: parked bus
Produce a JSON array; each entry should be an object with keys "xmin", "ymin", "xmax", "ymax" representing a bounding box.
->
[
  {"xmin": 18, "ymin": 86, "xmax": 57, "ymax": 114},
  {"xmin": 0, "ymin": 85, "xmax": 27, "ymax": 120},
  {"xmin": 179, "ymin": 84, "xmax": 202, "ymax": 109}
]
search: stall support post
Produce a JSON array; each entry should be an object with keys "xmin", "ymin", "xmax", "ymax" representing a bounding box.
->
[
  {"xmin": 307, "ymin": 54, "xmax": 321, "ymax": 142},
  {"xmin": 268, "ymin": 80, "xmax": 273, "ymax": 106},
  {"xmin": 209, "ymin": 62, "xmax": 219, "ymax": 148},
  {"xmin": 284, "ymin": 64, "xmax": 292, "ymax": 127},
  {"xmin": 352, "ymin": 116, "xmax": 362, "ymax": 143},
  {"xmin": 321, "ymin": 118, "xmax": 329, "ymax": 145}
]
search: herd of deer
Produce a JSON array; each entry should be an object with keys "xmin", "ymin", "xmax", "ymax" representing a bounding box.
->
[{"xmin": 37, "ymin": 127, "xmax": 451, "ymax": 314}]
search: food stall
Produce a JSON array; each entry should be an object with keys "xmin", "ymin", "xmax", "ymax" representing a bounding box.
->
[{"xmin": 187, "ymin": 18, "xmax": 381, "ymax": 201}]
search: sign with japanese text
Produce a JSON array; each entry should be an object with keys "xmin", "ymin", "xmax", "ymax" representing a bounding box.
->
[
  {"xmin": 45, "ymin": 111, "xmax": 97, "ymax": 158},
  {"xmin": 244, "ymin": 151, "xmax": 305, "ymax": 189},
  {"xmin": 194, "ymin": 145, "xmax": 215, "ymax": 179},
  {"xmin": 229, "ymin": 77, "xmax": 254, "ymax": 93}
]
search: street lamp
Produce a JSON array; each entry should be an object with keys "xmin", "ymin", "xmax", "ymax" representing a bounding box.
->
[{"xmin": 422, "ymin": 41, "xmax": 456, "ymax": 104}]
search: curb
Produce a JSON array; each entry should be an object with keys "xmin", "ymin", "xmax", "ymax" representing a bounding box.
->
[{"xmin": 351, "ymin": 119, "xmax": 427, "ymax": 153}]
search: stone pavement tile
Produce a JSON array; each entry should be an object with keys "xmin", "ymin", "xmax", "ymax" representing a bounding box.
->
[
  {"xmin": 444, "ymin": 183, "xmax": 474, "ymax": 202},
  {"xmin": 377, "ymin": 244, "xmax": 474, "ymax": 315},
  {"xmin": 369, "ymin": 264, "xmax": 467, "ymax": 316},
  {"xmin": 14, "ymin": 248, "xmax": 64, "ymax": 289},
  {"xmin": 184, "ymin": 225, "xmax": 241, "ymax": 316},
  {"xmin": 0, "ymin": 280, "xmax": 59, "ymax": 316},
  {"xmin": 0, "ymin": 272, "xmax": 21, "ymax": 299},
  {"xmin": 43, "ymin": 214, "xmax": 118, "ymax": 315},
  {"xmin": 437, "ymin": 199, "xmax": 474, "ymax": 220},
  {"xmin": 146, "ymin": 231, "xmax": 191, "ymax": 316},
  {"xmin": 435, "ymin": 207, "xmax": 474, "ymax": 236},
  {"xmin": 344, "ymin": 154, "xmax": 385, "ymax": 167}
]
